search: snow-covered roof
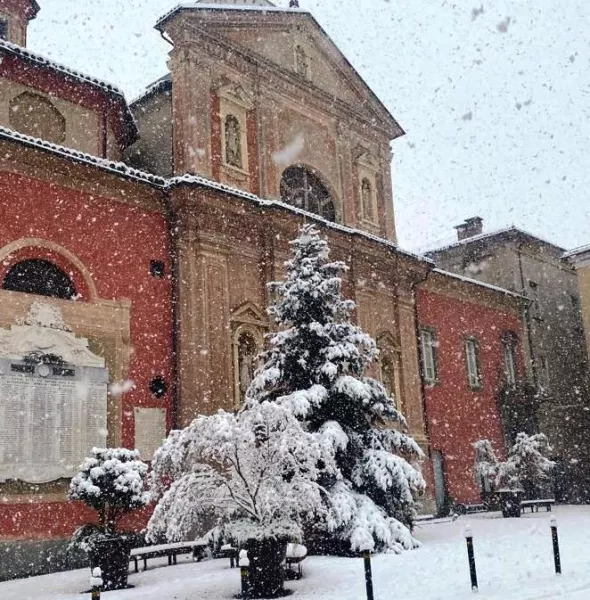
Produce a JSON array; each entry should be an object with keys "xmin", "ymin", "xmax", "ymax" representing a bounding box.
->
[
  {"xmin": 0, "ymin": 39, "xmax": 138, "ymax": 144},
  {"xmin": 432, "ymin": 268, "xmax": 528, "ymax": 300},
  {"xmin": 563, "ymin": 243, "xmax": 590, "ymax": 259},
  {"xmin": 424, "ymin": 226, "xmax": 565, "ymax": 255},
  {"xmin": 0, "ymin": 123, "xmax": 430, "ymax": 264},
  {"xmin": 131, "ymin": 74, "xmax": 172, "ymax": 106},
  {"xmin": 156, "ymin": 1, "xmax": 306, "ymax": 29},
  {"xmin": 169, "ymin": 173, "xmax": 432, "ymax": 264},
  {"xmin": 0, "ymin": 126, "xmax": 166, "ymax": 187},
  {"xmin": 0, "ymin": 39, "xmax": 124, "ymax": 98}
]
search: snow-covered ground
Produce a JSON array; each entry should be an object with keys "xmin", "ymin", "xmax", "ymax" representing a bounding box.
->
[{"xmin": 3, "ymin": 505, "xmax": 590, "ymax": 600}]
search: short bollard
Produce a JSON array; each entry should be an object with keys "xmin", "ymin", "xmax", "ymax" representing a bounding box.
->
[
  {"xmin": 239, "ymin": 549, "xmax": 250, "ymax": 599},
  {"xmin": 361, "ymin": 545, "xmax": 374, "ymax": 600},
  {"xmin": 464, "ymin": 525, "xmax": 478, "ymax": 591},
  {"xmin": 550, "ymin": 516, "xmax": 562, "ymax": 575},
  {"xmin": 90, "ymin": 567, "xmax": 103, "ymax": 600}
]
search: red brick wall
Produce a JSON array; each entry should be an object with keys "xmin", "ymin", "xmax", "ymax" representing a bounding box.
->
[{"xmin": 417, "ymin": 287, "xmax": 524, "ymax": 505}]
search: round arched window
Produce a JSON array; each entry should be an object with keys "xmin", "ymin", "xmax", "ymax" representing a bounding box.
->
[
  {"xmin": 3, "ymin": 259, "xmax": 77, "ymax": 299},
  {"xmin": 280, "ymin": 166, "xmax": 336, "ymax": 222}
]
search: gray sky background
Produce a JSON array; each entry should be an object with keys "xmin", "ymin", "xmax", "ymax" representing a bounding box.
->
[{"xmin": 28, "ymin": 1, "xmax": 590, "ymax": 252}]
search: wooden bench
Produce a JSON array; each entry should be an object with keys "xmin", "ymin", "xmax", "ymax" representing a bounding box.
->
[
  {"xmin": 285, "ymin": 543, "xmax": 307, "ymax": 580},
  {"xmin": 130, "ymin": 541, "xmax": 208, "ymax": 573},
  {"xmin": 520, "ymin": 499, "xmax": 555, "ymax": 513}
]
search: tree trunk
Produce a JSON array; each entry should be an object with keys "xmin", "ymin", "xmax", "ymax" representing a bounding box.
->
[{"xmin": 245, "ymin": 538, "xmax": 286, "ymax": 598}]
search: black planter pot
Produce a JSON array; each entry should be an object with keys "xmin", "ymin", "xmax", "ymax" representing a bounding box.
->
[
  {"xmin": 88, "ymin": 535, "xmax": 131, "ymax": 591},
  {"xmin": 497, "ymin": 490, "xmax": 523, "ymax": 518},
  {"xmin": 244, "ymin": 538, "xmax": 287, "ymax": 599}
]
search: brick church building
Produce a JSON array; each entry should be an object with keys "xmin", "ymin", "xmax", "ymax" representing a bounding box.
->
[{"xmin": 0, "ymin": 0, "xmax": 534, "ymax": 578}]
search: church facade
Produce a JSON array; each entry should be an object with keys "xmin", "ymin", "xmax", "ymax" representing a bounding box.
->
[{"xmin": 0, "ymin": 0, "xmax": 532, "ymax": 579}]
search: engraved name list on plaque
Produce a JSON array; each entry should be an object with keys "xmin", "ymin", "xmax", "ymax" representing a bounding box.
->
[{"xmin": 0, "ymin": 302, "xmax": 109, "ymax": 484}]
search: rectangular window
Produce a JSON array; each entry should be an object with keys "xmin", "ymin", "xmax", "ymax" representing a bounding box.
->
[
  {"xmin": 0, "ymin": 20, "xmax": 7, "ymax": 40},
  {"xmin": 465, "ymin": 338, "xmax": 481, "ymax": 389},
  {"xmin": 419, "ymin": 328, "xmax": 438, "ymax": 385},
  {"xmin": 502, "ymin": 340, "xmax": 517, "ymax": 388}
]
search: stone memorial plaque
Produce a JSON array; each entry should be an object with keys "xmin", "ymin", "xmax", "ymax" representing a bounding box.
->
[
  {"xmin": 134, "ymin": 407, "xmax": 167, "ymax": 461},
  {"xmin": 0, "ymin": 358, "xmax": 108, "ymax": 483}
]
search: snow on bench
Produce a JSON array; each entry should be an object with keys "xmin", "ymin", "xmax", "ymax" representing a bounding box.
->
[
  {"xmin": 130, "ymin": 541, "xmax": 208, "ymax": 572},
  {"xmin": 218, "ymin": 544, "xmax": 239, "ymax": 568},
  {"xmin": 520, "ymin": 499, "xmax": 555, "ymax": 513}
]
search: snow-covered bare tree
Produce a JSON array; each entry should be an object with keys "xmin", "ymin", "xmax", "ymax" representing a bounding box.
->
[
  {"xmin": 147, "ymin": 400, "xmax": 336, "ymax": 597},
  {"xmin": 247, "ymin": 223, "xmax": 425, "ymax": 554},
  {"xmin": 496, "ymin": 432, "xmax": 554, "ymax": 496},
  {"xmin": 473, "ymin": 439, "xmax": 499, "ymax": 493}
]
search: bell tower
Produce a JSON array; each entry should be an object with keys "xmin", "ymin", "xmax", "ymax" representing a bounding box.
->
[{"xmin": 0, "ymin": 0, "xmax": 39, "ymax": 46}]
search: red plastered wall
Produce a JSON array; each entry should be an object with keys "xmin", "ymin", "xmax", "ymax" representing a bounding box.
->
[
  {"xmin": 0, "ymin": 170, "xmax": 173, "ymax": 539},
  {"xmin": 418, "ymin": 287, "xmax": 525, "ymax": 505}
]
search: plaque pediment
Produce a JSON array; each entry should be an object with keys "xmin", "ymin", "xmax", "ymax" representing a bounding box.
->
[{"xmin": 0, "ymin": 302, "xmax": 105, "ymax": 368}]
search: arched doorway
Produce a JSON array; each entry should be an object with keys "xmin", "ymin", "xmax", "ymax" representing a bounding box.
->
[{"xmin": 280, "ymin": 166, "xmax": 336, "ymax": 222}]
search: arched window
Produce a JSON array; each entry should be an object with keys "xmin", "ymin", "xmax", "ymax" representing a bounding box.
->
[
  {"xmin": 236, "ymin": 331, "xmax": 259, "ymax": 403},
  {"xmin": 295, "ymin": 45, "xmax": 310, "ymax": 79},
  {"xmin": 361, "ymin": 178, "xmax": 374, "ymax": 221},
  {"xmin": 280, "ymin": 166, "xmax": 336, "ymax": 222},
  {"xmin": 3, "ymin": 259, "xmax": 76, "ymax": 299},
  {"xmin": 9, "ymin": 92, "xmax": 66, "ymax": 144},
  {"xmin": 225, "ymin": 114, "xmax": 243, "ymax": 169}
]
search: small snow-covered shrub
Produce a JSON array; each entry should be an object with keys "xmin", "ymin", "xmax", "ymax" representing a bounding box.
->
[
  {"xmin": 69, "ymin": 447, "xmax": 149, "ymax": 537},
  {"xmin": 473, "ymin": 439, "xmax": 499, "ymax": 492},
  {"xmin": 496, "ymin": 432, "xmax": 554, "ymax": 495}
]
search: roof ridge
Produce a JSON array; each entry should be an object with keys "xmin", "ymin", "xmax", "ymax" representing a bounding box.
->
[
  {"xmin": 425, "ymin": 225, "xmax": 564, "ymax": 254},
  {"xmin": 156, "ymin": 2, "xmax": 307, "ymax": 29},
  {"xmin": 432, "ymin": 268, "xmax": 527, "ymax": 299},
  {"xmin": 0, "ymin": 39, "xmax": 126, "ymax": 99},
  {"xmin": 0, "ymin": 126, "xmax": 166, "ymax": 186}
]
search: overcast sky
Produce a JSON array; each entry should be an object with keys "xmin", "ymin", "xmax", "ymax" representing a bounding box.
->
[{"xmin": 28, "ymin": 1, "xmax": 590, "ymax": 252}]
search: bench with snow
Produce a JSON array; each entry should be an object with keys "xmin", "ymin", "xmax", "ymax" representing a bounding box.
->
[
  {"xmin": 520, "ymin": 499, "xmax": 555, "ymax": 513},
  {"xmin": 455, "ymin": 503, "xmax": 487, "ymax": 515},
  {"xmin": 130, "ymin": 541, "xmax": 208, "ymax": 573},
  {"xmin": 285, "ymin": 543, "xmax": 307, "ymax": 580},
  {"xmin": 218, "ymin": 544, "xmax": 239, "ymax": 568}
]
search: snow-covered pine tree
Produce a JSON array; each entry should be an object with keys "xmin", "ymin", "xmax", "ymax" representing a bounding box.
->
[
  {"xmin": 246, "ymin": 224, "xmax": 425, "ymax": 554},
  {"xmin": 496, "ymin": 432, "xmax": 554, "ymax": 496}
]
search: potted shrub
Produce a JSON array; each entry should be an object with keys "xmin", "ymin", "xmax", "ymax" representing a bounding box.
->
[{"xmin": 69, "ymin": 447, "xmax": 149, "ymax": 590}]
